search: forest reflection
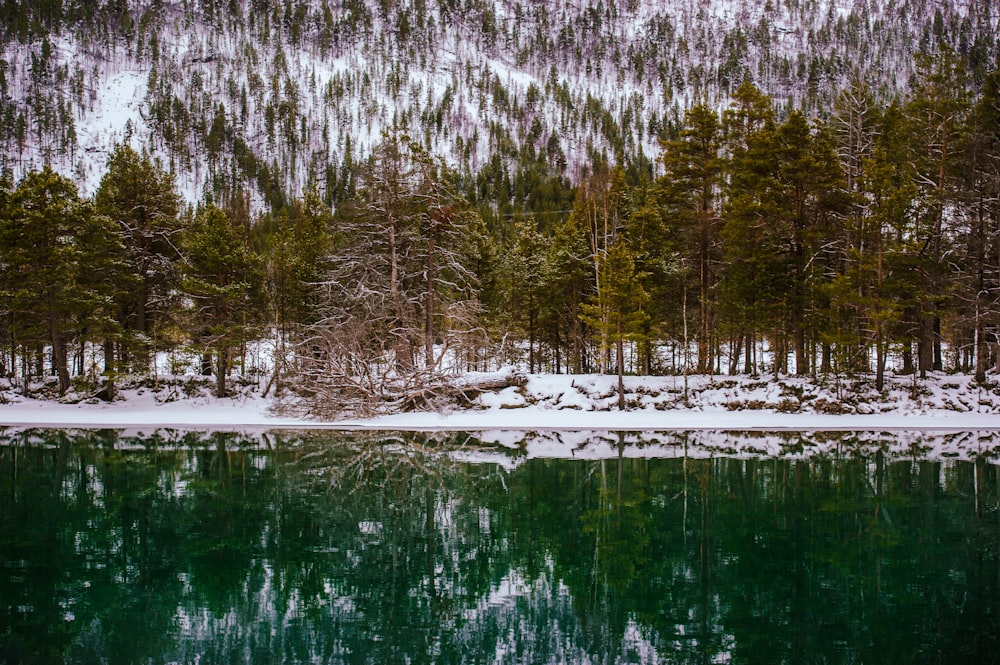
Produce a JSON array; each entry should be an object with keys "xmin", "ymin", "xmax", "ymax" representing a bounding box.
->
[{"xmin": 1, "ymin": 428, "xmax": 998, "ymax": 664}]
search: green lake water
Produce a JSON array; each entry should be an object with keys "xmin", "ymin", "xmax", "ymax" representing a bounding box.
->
[{"xmin": 0, "ymin": 429, "xmax": 998, "ymax": 664}]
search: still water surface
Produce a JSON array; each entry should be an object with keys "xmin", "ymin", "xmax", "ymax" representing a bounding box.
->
[{"xmin": 1, "ymin": 429, "xmax": 998, "ymax": 664}]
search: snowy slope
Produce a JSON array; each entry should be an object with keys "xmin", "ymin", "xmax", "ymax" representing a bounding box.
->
[{"xmin": 0, "ymin": 0, "xmax": 994, "ymax": 204}]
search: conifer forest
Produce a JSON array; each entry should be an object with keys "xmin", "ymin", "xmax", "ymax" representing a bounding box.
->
[{"xmin": 1, "ymin": 0, "xmax": 1000, "ymax": 413}]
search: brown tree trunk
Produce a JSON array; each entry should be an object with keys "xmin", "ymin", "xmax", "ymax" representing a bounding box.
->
[
  {"xmin": 975, "ymin": 316, "xmax": 987, "ymax": 384},
  {"xmin": 425, "ymin": 231, "xmax": 435, "ymax": 370},
  {"xmin": 901, "ymin": 343, "xmax": 914, "ymax": 375},
  {"xmin": 875, "ymin": 325, "xmax": 886, "ymax": 392},
  {"xmin": 528, "ymin": 300, "xmax": 535, "ymax": 374},
  {"xmin": 48, "ymin": 293, "xmax": 70, "ymax": 394},
  {"xmin": 104, "ymin": 340, "xmax": 116, "ymax": 374},
  {"xmin": 699, "ymin": 214, "xmax": 711, "ymax": 373},
  {"xmin": 918, "ymin": 312, "xmax": 934, "ymax": 378},
  {"xmin": 795, "ymin": 328, "xmax": 809, "ymax": 375},
  {"xmin": 50, "ymin": 331, "xmax": 70, "ymax": 395},
  {"xmin": 215, "ymin": 347, "xmax": 228, "ymax": 397},
  {"xmin": 744, "ymin": 331, "xmax": 753, "ymax": 374},
  {"xmin": 933, "ymin": 314, "xmax": 943, "ymax": 372},
  {"xmin": 616, "ymin": 310, "xmax": 625, "ymax": 410},
  {"xmin": 730, "ymin": 334, "xmax": 742, "ymax": 375}
]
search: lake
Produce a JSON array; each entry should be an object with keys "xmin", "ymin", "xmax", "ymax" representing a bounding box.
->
[{"xmin": 1, "ymin": 428, "xmax": 998, "ymax": 664}]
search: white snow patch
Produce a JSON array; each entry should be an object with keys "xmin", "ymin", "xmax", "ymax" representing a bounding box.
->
[{"xmin": 2, "ymin": 372, "xmax": 1000, "ymax": 436}]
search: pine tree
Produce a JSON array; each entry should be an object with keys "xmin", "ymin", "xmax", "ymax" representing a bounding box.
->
[
  {"xmin": 827, "ymin": 98, "xmax": 915, "ymax": 390},
  {"xmin": 580, "ymin": 237, "xmax": 648, "ymax": 408},
  {"xmin": 624, "ymin": 184, "xmax": 673, "ymax": 375},
  {"xmin": 770, "ymin": 111, "xmax": 849, "ymax": 375},
  {"xmin": 573, "ymin": 164, "xmax": 631, "ymax": 372},
  {"xmin": 719, "ymin": 83, "xmax": 784, "ymax": 375},
  {"xmin": 957, "ymin": 68, "xmax": 1000, "ymax": 382},
  {"xmin": 864, "ymin": 103, "xmax": 922, "ymax": 385},
  {"xmin": 0, "ymin": 167, "xmax": 123, "ymax": 394},
  {"xmin": 544, "ymin": 214, "xmax": 593, "ymax": 374},
  {"xmin": 95, "ymin": 143, "xmax": 182, "ymax": 372},
  {"xmin": 504, "ymin": 219, "xmax": 549, "ymax": 372},
  {"xmin": 262, "ymin": 183, "xmax": 335, "ymax": 394},
  {"xmin": 181, "ymin": 204, "xmax": 265, "ymax": 397},
  {"xmin": 658, "ymin": 102, "xmax": 723, "ymax": 372},
  {"xmin": 905, "ymin": 46, "xmax": 971, "ymax": 376}
]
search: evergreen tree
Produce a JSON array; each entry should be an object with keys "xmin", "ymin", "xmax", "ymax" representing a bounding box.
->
[
  {"xmin": 580, "ymin": 237, "xmax": 648, "ymax": 409},
  {"xmin": 503, "ymin": 219, "xmax": 549, "ymax": 372},
  {"xmin": 963, "ymin": 69, "xmax": 1000, "ymax": 382},
  {"xmin": 624, "ymin": 184, "xmax": 673, "ymax": 375},
  {"xmin": 94, "ymin": 143, "xmax": 182, "ymax": 372},
  {"xmin": 658, "ymin": 102, "xmax": 724, "ymax": 372},
  {"xmin": 828, "ymin": 101, "xmax": 916, "ymax": 389},
  {"xmin": 544, "ymin": 214, "xmax": 594, "ymax": 374},
  {"xmin": 0, "ymin": 167, "xmax": 122, "ymax": 394},
  {"xmin": 719, "ymin": 83, "xmax": 783, "ymax": 375},
  {"xmin": 573, "ymin": 164, "xmax": 632, "ymax": 372},
  {"xmin": 180, "ymin": 204, "xmax": 265, "ymax": 397},
  {"xmin": 769, "ymin": 111, "xmax": 848, "ymax": 375},
  {"xmin": 904, "ymin": 46, "xmax": 971, "ymax": 375},
  {"xmin": 261, "ymin": 183, "xmax": 335, "ymax": 394}
]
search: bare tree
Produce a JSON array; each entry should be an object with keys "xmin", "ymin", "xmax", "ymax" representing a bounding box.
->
[{"xmin": 289, "ymin": 135, "xmax": 488, "ymax": 417}]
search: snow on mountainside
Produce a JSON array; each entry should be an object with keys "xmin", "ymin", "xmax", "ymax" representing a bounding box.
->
[{"xmin": 0, "ymin": 0, "xmax": 996, "ymax": 204}]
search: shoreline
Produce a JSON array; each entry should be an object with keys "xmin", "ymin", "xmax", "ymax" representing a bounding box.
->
[{"xmin": 2, "ymin": 370, "xmax": 1000, "ymax": 431}]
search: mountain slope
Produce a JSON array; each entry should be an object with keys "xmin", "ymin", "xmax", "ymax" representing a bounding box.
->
[{"xmin": 0, "ymin": 0, "xmax": 996, "ymax": 205}]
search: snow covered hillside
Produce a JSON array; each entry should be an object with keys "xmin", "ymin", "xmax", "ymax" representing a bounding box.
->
[{"xmin": 0, "ymin": 0, "xmax": 996, "ymax": 204}]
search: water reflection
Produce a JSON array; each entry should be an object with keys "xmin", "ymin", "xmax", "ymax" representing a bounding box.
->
[{"xmin": 1, "ymin": 428, "xmax": 998, "ymax": 664}]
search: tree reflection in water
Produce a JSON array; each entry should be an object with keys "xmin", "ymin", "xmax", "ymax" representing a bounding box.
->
[{"xmin": 0, "ymin": 428, "xmax": 997, "ymax": 664}]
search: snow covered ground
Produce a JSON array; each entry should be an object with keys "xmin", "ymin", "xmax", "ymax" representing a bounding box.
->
[{"xmin": 1, "ymin": 371, "xmax": 999, "ymax": 432}]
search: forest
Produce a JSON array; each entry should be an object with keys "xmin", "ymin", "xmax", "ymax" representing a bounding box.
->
[{"xmin": 2, "ymin": 38, "xmax": 1000, "ymax": 416}]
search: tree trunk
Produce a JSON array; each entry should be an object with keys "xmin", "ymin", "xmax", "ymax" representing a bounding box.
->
[
  {"xmin": 932, "ymin": 314, "xmax": 943, "ymax": 372},
  {"xmin": 104, "ymin": 340, "xmax": 116, "ymax": 374},
  {"xmin": 50, "ymin": 328, "xmax": 70, "ymax": 395},
  {"xmin": 134, "ymin": 284, "xmax": 148, "ymax": 372},
  {"xmin": 795, "ymin": 328, "xmax": 809, "ymax": 375},
  {"xmin": 528, "ymin": 300, "xmax": 535, "ymax": 374},
  {"xmin": 821, "ymin": 343, "xmax": 832, "ymax": 374},
  {"xmin": 215, "ymin": 347, "xmax": 228, "ymax": 397},
  {"xmin": 901, "ymin": 341, "xmax": 914, "ymax": 375},
  {"xmin": 47, "ymin": 290, "xmax": 71, "ymax": 394},
  {"xmin": 875, "ymin": 327, "xmax": 886, "ymax": 392},
  {"xmin": 745, "ymin": 331, "xmax": 753, "ymax": 374},
  {"xmin": 729, "ymin": 334, "xmax": 741, "ymax": 375},
  {"xmin": 918, "ymin": 312, "xmax": 934, "ymax": 378},
  {"xmin": 975, "ymin": 315, "xmax": 987, "ymax": 384},
  {"xmin": 616, "ymin": 310, "xmax": 625, "ymax": 410},
  {"xmin": 425, "ymin": 231, "xmax": 435, "ymax": 369},
  {"xmin": 554, "ymin": 325, "xmax": 561, "ymax": 375}
]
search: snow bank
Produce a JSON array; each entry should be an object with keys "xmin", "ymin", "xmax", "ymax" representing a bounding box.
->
[{"xmin": 1, "ymin": 371, "xmax": 999, "ymax": 432}]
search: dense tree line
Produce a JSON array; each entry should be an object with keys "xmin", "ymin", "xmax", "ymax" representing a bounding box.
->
[
  {"xmin": 0, "ymin": 147, "xmax": 267, "ymax": 399},
  {"xmin": 2, "ymin": 49, "xmax": 1000, "ymax": 413},
  {"xmin": 494, "ymin": 54, "xmax": 1000, "ymax": 396}
]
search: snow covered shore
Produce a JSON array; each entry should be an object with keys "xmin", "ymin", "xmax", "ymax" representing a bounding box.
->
[{"xmin": 1, "ymin": 371, "xmax": 1000, "ymax": 431}]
